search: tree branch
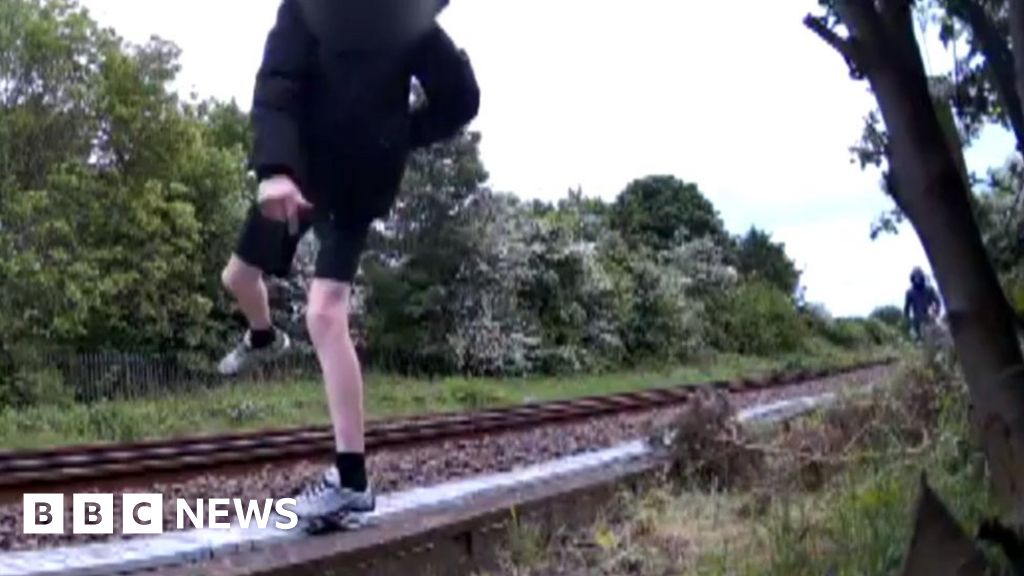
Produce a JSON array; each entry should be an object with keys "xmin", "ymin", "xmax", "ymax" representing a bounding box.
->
[
  {"xmin": 950, "ymin": 0, "xmax": 1024, "ymax": 154},
  {"xmin": 1008, "ymin": 0, "xmax": 1024, "ymax": 140},
  {"xmin": 834, "ymin": 0, "xmax": 886, "ymax": 43},
  {"xmin": 803, "ymin": 15, "xmax": 865, "ymax": 78},
  {"xmin": 827, "ymin": 1, "xmax": 889, "ymax": 77}
]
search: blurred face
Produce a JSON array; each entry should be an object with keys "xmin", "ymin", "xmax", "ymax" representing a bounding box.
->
[{"xmin": 302, "ymin": 0, "xmax": 440, "ymax": 51}]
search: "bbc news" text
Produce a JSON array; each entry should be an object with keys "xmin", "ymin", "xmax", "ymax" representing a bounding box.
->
[{"xmin": 22, "ymin": 494, "xmax": 299, "ymax": 535}]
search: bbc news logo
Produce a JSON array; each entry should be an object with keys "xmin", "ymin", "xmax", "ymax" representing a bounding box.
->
[{"xmin": 22, "ymin": 494, "xmax": 299, "ymax": 535}]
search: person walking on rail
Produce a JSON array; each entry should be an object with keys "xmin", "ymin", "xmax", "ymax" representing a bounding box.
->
[
  {"xmin": 217, "ymin": 0, "xmax": 479, "ymax": 520},
  {"xmin": 904, "ymin": 267, "xmax": 941, "ymax": 342}
]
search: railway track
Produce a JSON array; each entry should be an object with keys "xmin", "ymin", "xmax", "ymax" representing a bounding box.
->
[{"xmin": 0, "ymin": 359, "xmax": 893, "ymax": 495}]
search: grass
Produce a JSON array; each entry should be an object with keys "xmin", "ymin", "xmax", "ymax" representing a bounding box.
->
[
  {"xmin": 0, "ymin": 345, "xmax": 887, "ymax": 450},
  {"xmin": 485, "ymin": 354, "xmax": 1001, "ymax": 576}
]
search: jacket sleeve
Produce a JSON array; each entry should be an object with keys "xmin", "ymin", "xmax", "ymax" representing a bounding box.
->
[
  {"xmin": 407, "ymin": 25, "xmax": 480, "ymax": 149},
  {"xmin": 250, "ymin": 0, "xmax": 315, "ymax": 183},
  {"xmin": 928, "ymin": 287, "xmax": 942, "ymax": 312}
]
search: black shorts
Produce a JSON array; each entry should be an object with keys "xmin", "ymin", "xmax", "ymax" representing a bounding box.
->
[{"xmin": 234, "ymin": 206, "xmax": 372, "ymax": 282}]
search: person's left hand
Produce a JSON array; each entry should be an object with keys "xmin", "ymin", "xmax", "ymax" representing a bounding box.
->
[{"xmin": 258, "ymin": 175, "xmax": 312, "ymax": 235}]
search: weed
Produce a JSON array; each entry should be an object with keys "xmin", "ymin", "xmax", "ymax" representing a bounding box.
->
[
  {"xmin": 665, "ymin": 388, "xmax": 764, "ymax": 491},
  {"xmin": 499, "ymin": 508, "xmax": 549, "ymax": 572},
  {"xmin": 225, "ymin": 400, "xmax": 266, "ymax": 423},
  {"xmin": 444, "ymin": 379, "xmax": 514, "ymax": 410},
  {"xmin": 490, "ymin": 354, "xmax": 997, "ymax": 576}
]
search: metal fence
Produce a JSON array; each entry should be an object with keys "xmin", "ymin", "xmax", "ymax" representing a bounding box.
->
[
  {"xmin": 19, "ymin": 349, "xmax": 326, "ymax": 404},
  {"xmin": 5, "ymin": 341, "xmax": 452, "ymax": 406}
]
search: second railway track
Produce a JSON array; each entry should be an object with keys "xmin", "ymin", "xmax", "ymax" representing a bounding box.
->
[{"xmin": 0, "ymin": 358, "xmax": 894, "ymax": 495}]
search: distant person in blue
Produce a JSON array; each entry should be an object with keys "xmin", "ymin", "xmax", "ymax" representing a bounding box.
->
[{"xmin": 904, "ymin": 267, "xmax": 941, "ymax": 341}]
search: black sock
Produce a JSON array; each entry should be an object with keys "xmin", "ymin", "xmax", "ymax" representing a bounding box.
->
[
  {"xmin": 249, "ymin": 328, "xmax": 276, "ymax": 349},
  {"xmin": 336, "ymin": 452, "xmax": 367, "ymax": 492}
]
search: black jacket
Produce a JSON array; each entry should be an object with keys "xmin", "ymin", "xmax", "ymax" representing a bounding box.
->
[
  {"xmin": 250, "ymin": 0, "xmax": 480, "ymax": 218},
  {"xmin": 904, "ymin": 284, "xmax": 940, "ymax": 323}
]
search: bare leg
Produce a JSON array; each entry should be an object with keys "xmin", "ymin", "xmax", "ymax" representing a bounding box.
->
[
  {"xmin": 221, "ymin": 255, "xmax": 272, "ymax": 331},
  {"xmin": 288, "ymin": 278, "xmax": 372, "ymax": 517},
  {"xmin": 306, "ymin": 279, "xmax": 364, "ymax": 452},
  {"xmin": 217, "ymin": 255, "xmax": 290, "ymax": 376}
]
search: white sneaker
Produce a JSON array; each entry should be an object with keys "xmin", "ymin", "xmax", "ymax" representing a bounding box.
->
[
  {"xmin": 292, "ymin": 467, "xmax": 376, "ymax": 519},
  {"xmin": 217, "ymin": 329, "xmax": 291, "ymax": 376}
]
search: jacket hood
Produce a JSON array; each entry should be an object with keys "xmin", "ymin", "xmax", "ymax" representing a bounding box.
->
[
  {"xmin": 296, "ymin": 0, "xmax": 445, "ymax": 52},
  {"xmin": 910, "ymin": 267, "xmax": 926, "ymax": 287}
]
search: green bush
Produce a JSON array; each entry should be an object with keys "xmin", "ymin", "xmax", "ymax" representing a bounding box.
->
[
  {"xmin": 801, "ymin": 311, "xmax": 900, "ymax": 351},
  {"xmin": 863, "ymin": 318, "xmax": 900, "ymax": 346},
  {"xmin": 869, "ymin": 305, "xmax": 905, "ymax": 329},
  {"xmin": 821, "ymin": 319, "xmax": 873, "ymax": 349},
  {"xmin": 623, "ymin": 259, "xmax": 706, "ymax": 364},
  {"xmin": 530, "ymin": 346, "xmax": 586, "ymax": 375},
  {"xmin": 0, "ymin": 367, "xmax": 72, "ymax": 409},
  {"xmin": 0, "ymin": 346, "xmax": 73, "ymax": 408},
  {"xmin": 714, "ymin": 281, "xmax": 805, "ymax": 356},
  {"xmin": 819, "ymin": 317, "xmax": 868, "ymax": 344},
  {"xmin": 797, "ymin": 302, "xmax": 833, "ymax": 338}
]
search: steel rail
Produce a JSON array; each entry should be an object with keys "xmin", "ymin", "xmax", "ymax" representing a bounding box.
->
[{"xmin": 0, "ymin": 359, "xmax": 893, "ymax": 492}]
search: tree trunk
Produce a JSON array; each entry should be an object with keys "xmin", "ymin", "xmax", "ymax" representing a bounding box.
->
[
  {"xmin": 900, "ymin": 475, "xmax": 989, "ymax": 576},
  {"xmin": 807, "ymin": 0, "xmax": 1024, "ymax": 521}
]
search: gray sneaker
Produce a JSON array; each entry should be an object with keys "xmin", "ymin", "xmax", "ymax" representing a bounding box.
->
[
  {"xmin": 217, "ymin": 329, "xmax": 291, "ymax": 376},
  {"xmin": 292, "ymin": 467, "xmax": 375, "ymax": 520}
]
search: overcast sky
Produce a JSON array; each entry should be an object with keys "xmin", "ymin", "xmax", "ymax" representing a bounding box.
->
[{"xmin": 79, "ymin": 0, "xmax": 1017, "ymax": 317}]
